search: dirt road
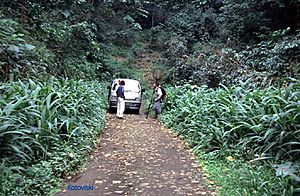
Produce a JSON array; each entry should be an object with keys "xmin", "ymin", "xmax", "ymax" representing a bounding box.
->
[{"xmin": 56, "ymin": 113, "xmax": 213, "ymax": 196}]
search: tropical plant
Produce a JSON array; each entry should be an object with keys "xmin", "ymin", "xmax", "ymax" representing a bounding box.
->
[
  {"xmin": 161, "ymin": 81, "xmax": 300, "ymax": 194},
  {"xmin": 162, "ymin": 81, "xmax": 300, "ymax": 161},
  {"xmin": 0, "ymin": 78, "xmax": 107, "ymax": 195}
]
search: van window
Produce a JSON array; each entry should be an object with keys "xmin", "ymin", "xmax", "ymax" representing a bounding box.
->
[
  {"xmin": 112, "ymin": 79, "xmax": 140, "ymax": 93},
  {"xmin": 124, "ymin": 81, "xmax": 139, "ymax": 92}
]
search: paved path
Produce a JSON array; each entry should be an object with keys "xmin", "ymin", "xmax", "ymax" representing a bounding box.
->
[{"xmin": 56, "ymin": 113, "xmax": 213, "ymax": 196}]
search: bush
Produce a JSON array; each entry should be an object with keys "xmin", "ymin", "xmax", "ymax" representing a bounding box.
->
[
  {"xmin": 64, "ymin": 57, "xmax": 103, "ymax": 80},
  {"xmin": 0, "ymin": 18, "xmax": 55, "ymax": 81},
  {"xmin": 243, "ymin": 30, "xmax": 300, "ymax": 78},
  {"xmin": 199, "ymin": 155, "xmax": 299, "ymax": 196},
  {"xmin": 163, "ymin": 31, "xmax": 300, "ymax": 87},
  {"xmin": 161, "ymin": 81, "xmax": 300, "ymax": 194},
  {"xmin": 102, "ymin": 57, "xmax": 137, "ymax": 80},
  {"xmin": 161, "ymin": 81, "xmax": 300, "ymax": 161},
  {"xmin": 0, "ymin": 78, "xmax": 107, "ymax": 195}
]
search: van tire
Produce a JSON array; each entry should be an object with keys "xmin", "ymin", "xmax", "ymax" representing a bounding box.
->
[
  {"xmin": 108, "ymin": 105, "xmax": 114, "ymax": 113},
  {"xmin": 134, "ymin": 109, "xmax": 140, "ymax": 115}
]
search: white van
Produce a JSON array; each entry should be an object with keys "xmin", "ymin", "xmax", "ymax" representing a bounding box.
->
[{"xmin": 107, "ymin": 78, "xmax": 145, "ymax": 114}]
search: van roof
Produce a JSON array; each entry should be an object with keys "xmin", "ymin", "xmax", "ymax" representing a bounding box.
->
[{"xmin": 113, "ymin": 78, "xmax": 140, "ymax": 84}]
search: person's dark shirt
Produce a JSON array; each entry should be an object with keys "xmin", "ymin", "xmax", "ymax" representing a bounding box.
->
[{"xmin": 116, "ymin": 85, "xmax": 125, "ymax": 98}]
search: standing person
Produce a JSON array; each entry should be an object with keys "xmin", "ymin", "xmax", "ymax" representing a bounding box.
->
[
  {"xmin": 116, "ymin": 80, "xmax": 125, "ymax": 119},
  {"xmin": 153, "ymin": 82, "xmax": 163, "ymax": 118},
  {"xmin": 113, "ymin": 80, "xmax": 120, "ymax": 91}
]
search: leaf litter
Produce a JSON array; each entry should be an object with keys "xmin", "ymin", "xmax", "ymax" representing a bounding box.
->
[{"xmin": 56, "ymin": 113, "xmax": 215, "ymax": 195}]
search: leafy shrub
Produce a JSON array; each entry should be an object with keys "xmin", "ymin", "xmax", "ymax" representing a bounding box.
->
[
  {"xmin": 22, "ymin": 161, "xmax": 61, "ymax": 195},
  {"xmin": 0, "ymin": 160, "xmax": 62, "ymax": 195},
  {"xmin": 161, "ymin": 81, "xmax": 300, "ymax": 194},
  {"xmin": 244, "ymin": 31, "xmax": 300, "ymax": 78},
  {"xmin": 106, "ymin": 29, "xmax": 138, "ymax": 47},
  {"xmin": 0, "ymin": 161, "xmax": 15, "ymax": 194},
  {"xmin": 0, "ymin": 78, "xmax": 106, "ymax": 162},
  {"xmin": 102, "ymin": 58, "xmax": 137, "ymax": 80},
  {"xmin": 200, "ymin": 156, "xmax": 299, "ymax": 196},
  {"xmin": 0, "ymin": 78, "xmax": 107, "ymax": 195},
  {"xmin": 0, "ymin": 18, "xmax": 55, "ymax": 81},
  {"xmin": 216, "ymin": 1, "xmax": 265, "ymax": 42},
  {"xmin": 163, "ymin": 31, "xmax": 300, "ymax": 87},
  {"xmin": 64, "ymin": 57, "xmax": 103, "ymax": 80},
  {"xmin": 161, "ymin": 81, "xmax": 300, "ymax": 161},
  {"xmin": 151, "ymin": 0, "xmax": 300, "ymax": 86}
]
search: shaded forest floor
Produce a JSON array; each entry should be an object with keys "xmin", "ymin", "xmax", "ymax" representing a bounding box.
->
[{"xmin": 56, "ymin": 113, "xmax": 214, "ymax": 196}]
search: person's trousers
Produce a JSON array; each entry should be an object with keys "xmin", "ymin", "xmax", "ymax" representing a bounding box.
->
[
  {"xmin": 117, "ymin": 97, "xmax": 125, "ymax": 118},
  {"xmin": 154, "ymin": 101, "xmax": 161, "ymax": 116}
]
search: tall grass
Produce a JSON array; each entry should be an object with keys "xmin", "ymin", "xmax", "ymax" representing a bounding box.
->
[
  {"xmin": 0, "ymin": 78, "xmax": 107, "ymax": 195},
  {"xmin": 161, "ymin": 80, "xmax": 300, "ymax": 194}
]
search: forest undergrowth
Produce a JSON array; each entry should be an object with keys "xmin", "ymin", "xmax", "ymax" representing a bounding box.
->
[{"xmin": 160, "ymin": 81, "xmax": 300, "ymax": 195}]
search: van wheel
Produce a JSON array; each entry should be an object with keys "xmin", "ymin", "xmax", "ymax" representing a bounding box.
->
[
  {"xmin": 134, "ymin": 109, "xmax": 140, "ymax": 115},
  {"xmin": 108, "ymin": 106, "xmax": 114, "ymax": 113}
]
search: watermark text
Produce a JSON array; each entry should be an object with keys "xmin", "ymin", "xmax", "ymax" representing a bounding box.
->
[{"xmin": 67, "ymin": 185, "xmax": 95, "ymax": 191}]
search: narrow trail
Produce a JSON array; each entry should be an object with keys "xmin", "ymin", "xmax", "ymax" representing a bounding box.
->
[{"xmin": 56, "ymin": 113, "xmax": 214, "ymax": 195}]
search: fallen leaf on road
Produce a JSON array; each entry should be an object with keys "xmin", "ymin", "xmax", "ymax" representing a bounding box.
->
[
  {"xmin": 140, "ymin": 183, "xmax": 150, "ymax": 187},
  {"xmin": 104, "ymin": 154, "xmax": 111, "ymax": 157},
  {"xmin": 95, "ymin": 180, "xmax": 103, "ymax": 184}
]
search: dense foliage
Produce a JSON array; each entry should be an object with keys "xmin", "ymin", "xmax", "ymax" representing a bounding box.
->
[
  {"xmin": 0, "ymin": 1, "xmax": 144, "ymax": 81},
  {"xmin": 200, "ymin": 158, "xmax": 297, "ymax": 195},
  {"xmin": 1, "ymin": 0, "xmax": 300, "ymax": 195},
  {"xmin": 161, "ymin": 82, "xmax": 300, "ymax": 194},
  {"xmin": 0, "ymin": 1, "xmax": 144, "ymax": 194},
  {"xmin": 1, "ymin": 0, "xmax": 299, "ymax": 85},
  {"xmin": 0, "ymin": 78, "xmax": 107, "ymax": 195},
  {"xmin": 149, "ymin": 0, "xmax": 300, "ymax": 86}
]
